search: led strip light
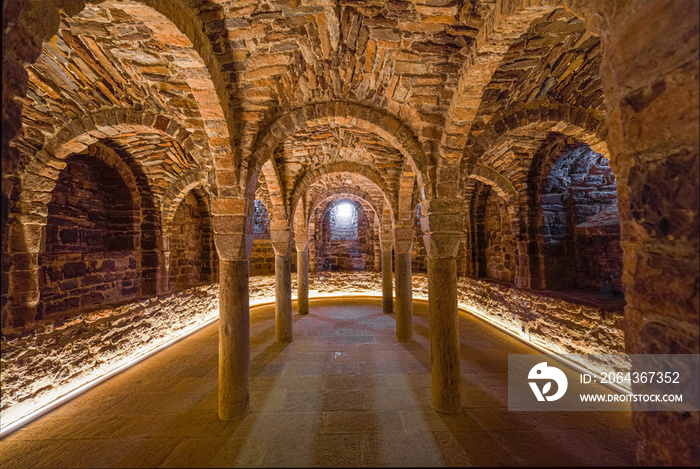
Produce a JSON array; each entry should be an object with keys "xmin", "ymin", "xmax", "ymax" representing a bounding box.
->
[{"xmin": 0, "ymin": 292, "xmax": 628, "ymax": 438}]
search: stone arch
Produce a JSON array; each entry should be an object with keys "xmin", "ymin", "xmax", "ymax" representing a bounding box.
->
[
  {"xmin": 311, "ymin": 195, "xmax": 378, "ymax": 273},
  {"xmin": 532, "ymin": 142, "xmax": 623, "ymax": 294},
  {"xmin": 461, "ymin": 101, "xmax": 608, "ymax": 179},
  {"xmin": 442, "ymin": 2, "xmax": 561, "ymax": 159},
  {"xmin": 258, "ymin": 158, "xmax": 288, "ymax": 228},
  {"xmin": 165, "ymin": 184, "xmax": 216, "ymax": 292},
  {"xmin": 6, "ymin": 139, "xmax": 160, "ymax": 325},
  {"xmin": 245, "ymin": 102, "xmax": 432, "ymax": 201},
  {"xmin": 308, "ymin": 188, "xmax": 383, "ymax": 231},
  {"xmin": 443, "ymin": 1, "xmax": 605, "ymax": 159},
  {"xmin": 289, "ymin": 163, "xmax": 397, "ymax": 227},
  {"xmin": 21, "ymin": 108, "xmax": 208, "ymax": 180},
  {"xmin": 132, "ymin": 0, "xmax": 236, "ymax": 167},
  {"xmin": 469, "ymin": 164, "xmax": 520, "ymax": 210},
  {"xmin": 161, "ymin": 169, "xmax": 210, "ymax": 233},
  {"xmin": 464, "ymin": 164, "xmax": 524, "ymax": 286}
]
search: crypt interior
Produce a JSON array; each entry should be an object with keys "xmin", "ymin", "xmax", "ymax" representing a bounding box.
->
[{"xmin": 1, "ymin": 0, "xmax": 698, "ymax": 467}]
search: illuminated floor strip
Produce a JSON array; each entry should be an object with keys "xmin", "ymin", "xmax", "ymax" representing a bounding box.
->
[{"xmin": 0, "ymin": 293, "xmax": 626, "ymax": 438}]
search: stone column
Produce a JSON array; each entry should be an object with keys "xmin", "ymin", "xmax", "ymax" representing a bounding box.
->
[
  {"xmin": 424, "ymin": 204, "xmax": 462, "ymax": 414},
  {"xmin": 157, "ymin": 234, "xmax": 171, "ymax": 294},
  {"xmin": 295, "ymin": 238, "xmax": 309, "ymax": 316},
  {"xmin": 380, "ymin": 235, "xmax": 393, "ymax": 315},
  {"xmin": 213, "ymin": 199, "xmax": 253, "ymax": 421},
  {"xmin": 218, "ymin": 258, "xmax": 250, "ymax": 419},
  {"xmin": 6, "ymin": 221, "xmax": 42, "ymax": 326},
  {"xmin": 589, "ymin": 2, "xmax": 699, "ymax": 464},
  {"xmin": 271, "ymin": 230, "xmax": 293, "ymax": 343},
  {"xmin": 394, "ymin": 228, "xmax": 413, "ymax": 342}
]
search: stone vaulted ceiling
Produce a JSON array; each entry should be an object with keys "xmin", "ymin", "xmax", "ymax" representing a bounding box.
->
[{"xmin": 13, "ymin": 0, "xmax": 607, "ymax": 233}]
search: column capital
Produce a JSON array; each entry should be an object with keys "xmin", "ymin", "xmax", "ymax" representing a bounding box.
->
[
  {"xmin": 271, "ymin": 229, "xmax": 292, "ymax": 256},
  {"xmin": 213, "ymin": 197, "xmax": 253, "ymax": 261},
  {"xmin": 423, "ymin": 231, "xmax": 461, "ymax": 259},
  {"xmin": 393, "ymin": 227, "xmax": 413, "ymax": 254},
  {"xmin": 211, "ymin": 196, "xmax": 252, "ymax": 217},
  {"xmin": 420, "ymin": 197, "xmax": 464, "ymax": 259},
  {"xmin": 294, "ymin": 230, "xmax": 309, "ymax": 252},
  {"xmin": 214, "ymin": 232, "xmax": 252, "ymax": 261},
  {"xmin": 380, "ymin": 240, "xmax": 393, "ymax": 252}
]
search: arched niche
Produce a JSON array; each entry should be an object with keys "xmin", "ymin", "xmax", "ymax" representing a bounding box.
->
[
  {"xmin": 39, "ymin": 154, "xmax": 140, "ymax": 317},
  {"xmin": 540, "ymin": 144, "xmax": 623, "ymax": 296},
  {"xmin": 470, "ymin": 184, "xmax": 517, "ymax": 284},
  {"xmin": 313, "ymin": 198, "xmax": 376, "ymax": 272},
  {"xmin": 168, "ymin": 189, "xmax": 216, "ymax": 291},
  {"xmin": 412, "ymin": 203, "xmax": 427, "ymax": 274},
  {"xmin": 249, "ymin": 199, "xmax": 279, "ymax": 276}
]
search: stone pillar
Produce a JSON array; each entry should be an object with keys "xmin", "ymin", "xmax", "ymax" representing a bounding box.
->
[
  {"xmin": 157, "ymin": 234, "xmax": 171, "ymax": 294},
  {"xmin": 381, "ymin": 250, "xmax": 393, "ymax": 315},
  {"xmin": 213, "ymin": 198, "xmax": 253, "ymax": 421},
  {"xmin": 380, "ymin": 236, "xmax": 394, "ymax": 314},
  {"xmin": 590, "ymin": 2, "xmax": 699, "ymax": 464},
  {"xmin": 394, "ymin": 228, "xmax": 413, "ymax": 342},
  {"xmin": 218, "ymin": 258, "xmax": 250, "ymax": 419},
  {"xmin": 423, "ymin": 203, "xmax": 462, "ymax": 414},
  {"xmin": 6, "ymin": 221, "xmax": 42, "ymax": 326},
  {"xmin": 295, "ymin": 239, "xmax": 309, "ymax": 316},
  {"xmin": 271, "ymin": 230, "xmax": 293, "ymax": 343}
]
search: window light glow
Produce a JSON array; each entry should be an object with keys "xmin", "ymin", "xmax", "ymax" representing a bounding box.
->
[{"xmin": 335, "ymin": 202, "xmax": 353, "ymax": 220}]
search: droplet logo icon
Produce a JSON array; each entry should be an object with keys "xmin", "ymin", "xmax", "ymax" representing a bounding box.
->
[{"xmin": 528, "ymin": 362, "xmax": 568, "ymax": 402}]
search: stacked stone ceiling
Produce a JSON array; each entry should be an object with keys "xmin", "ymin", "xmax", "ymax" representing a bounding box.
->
[
  {"xmin": 15, "ymin": 0, "xmax": 228, "ymax": 205},
  {"xmin": 13, "ymin": 0, "xmax": 608, "ymax": 229},
  {"xmin": 306, "ymin": 174, "xmax": 385, "ymax": 212},
  {"xmin": 469, "ymin": 9, "xmax": 603, "ymax": 132},
  {"xmin": 457, "ymin": 7, "xmax": 606, "ymax": 205},
  {"xmin": 232, "ymin": 0, "xmax": 475, "ymax": 153},
  {"xmin": 276, "ymin": 125, "xmax": 404, "ymax": 198}
]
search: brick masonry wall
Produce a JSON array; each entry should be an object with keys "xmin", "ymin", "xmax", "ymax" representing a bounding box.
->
[
  {"xmin": 412, "ymin": 207, "xmax": 427, "ymax": 273},
  {"xmin": 315, "ymin": 201, "xmax": 375, "ymax": 272},
  {"xmin": 251, "ymin": 200, "xmax": 275, "ymax": 275},
  {"xmin": 483, "ymin": 192, "xmax": 516, "ymax": 283},
  {"xmin": 250, "ymin": 239, "xmax": 276, "ymax": 275},
  {"xmin": 39, "ymin": 156, "xmax": 140, "ymax": 318},
  {"xmin": 541, "ymin": 146, "xmax": 623, "ymax": 294},
  {"xmin": 1, "ymin": 272, "xmax": 625, "ymax": 428},
  {"xmin": 452, "ymin": 277, "xmax": 626, "ymax": 372},
  {"xmin": 169, "ymin": 192, "xmax": 207, "ymax": 290}
]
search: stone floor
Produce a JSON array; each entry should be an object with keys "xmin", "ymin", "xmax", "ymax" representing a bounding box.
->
[{"xmin": 0, "ymin": 298, "xmax": 637, "ymax": 467}]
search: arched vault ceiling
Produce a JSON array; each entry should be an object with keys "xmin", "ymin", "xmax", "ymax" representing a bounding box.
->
[
  {"xmin": 230, "ymin": 0, "xmax": 477, "ymax": 153},
  {"xmin": 102, "ymin": 132, "xmax": 197, "ymax": 193},
  {"xmin": 469, "ymin": 8, "xmax": 603, "ymax": 134},
  {"xmin": 445, "ymin": 7, "xmax": 604, "ymax": 162},
  {"xmin": 296, "ymin": 171, "xmax": 391, "ymax": 221},
  {"xmin": 15, "ymin": 0, "xmax": 226, "ymax": 182},
  {"xmin": 274, "ymin": 123, "xmax": 404, "ymax": 199}
]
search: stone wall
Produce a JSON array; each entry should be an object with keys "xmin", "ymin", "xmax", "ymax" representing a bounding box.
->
[
  {"xmin": 1, "ymin": 284, "xmax": 220, "ymax": 427},
  {"xmin": 541, "ymin": 146, "xmax": 622, "ymax": 294},
  {"xmin": 39, "ymin": 155, "xmax": 141, "ymax": 318},
  {"xmin": 169, "ymin": 192, "xmax": 210, "ymax": 290},
  {"xmin": 314, "ymin": 200, "xmax": 375, "ymax": 272},
  {"xmin": 483, "ymin": 191, "xmax": 516, "ymax": 283},
  {"xmin": 250, "ymin": 200, "xmax": 275, "ymax": 275},
  {"xmin": 412, "ymin": 206, "xmax": 427, "ymax": 273},
  {"xmin": 452, "ymin": 277, "xmax": 626, "ymax": 372},
  {"xmin": 250, "ymin": 239, "xmax": 276, "ymax": 275}
]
